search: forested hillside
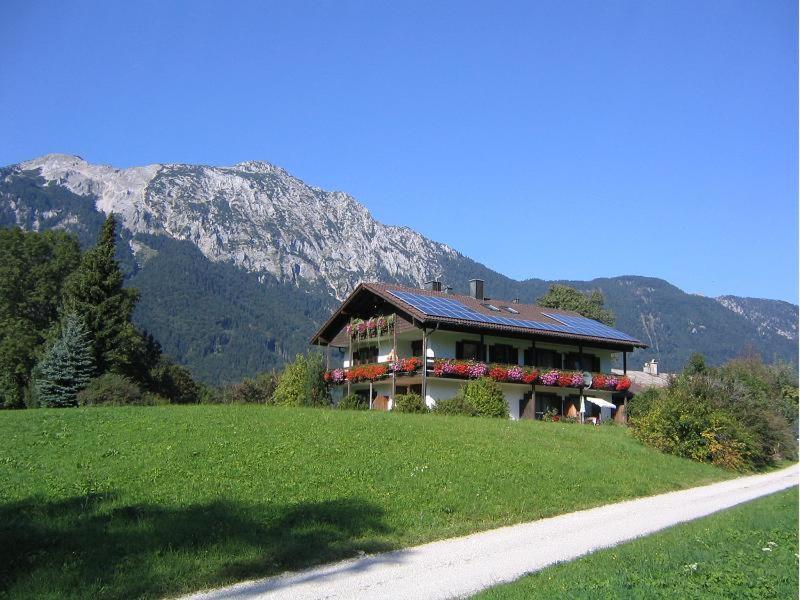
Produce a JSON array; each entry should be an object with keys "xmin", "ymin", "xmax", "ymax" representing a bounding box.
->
[{"xmin": 1, "ymin": 155, "xmax": 796, "ymax": 383}]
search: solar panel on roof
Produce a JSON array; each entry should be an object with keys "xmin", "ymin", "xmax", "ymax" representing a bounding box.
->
[
  {"xmin": 388, "ymin": 290, "xmax": 639, "ymax": 343},
  {"xmin": 542, "ymin": 313, "xmax": 639, "ymax": 342}
]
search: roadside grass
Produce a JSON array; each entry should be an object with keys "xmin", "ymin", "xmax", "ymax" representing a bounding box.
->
[
  {"xmin": 473, "ymin": 487, "xmax": 799, "ymax": 600},
  {"xmin": 1, "ymin": 405, "xmax": 731, "ymax": 599}
]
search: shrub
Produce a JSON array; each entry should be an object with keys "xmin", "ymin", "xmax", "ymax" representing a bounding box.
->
[
  {"xmin": 337, "ymin": 393, "xmax": 368, "ymax": 411},
  {"xmin": 150, "ymin": 360, "xmax": 201, "ymax": 404},
  {"xmin": 273, "ymin": 352, "xmax": 330, "ymax": 407},
  {"xmin": 393, "ymin": 393, "xmax": 428, "ymax": 413},
  {"xmin": 462, "ymin": 377, "xmax": 508, "ymax": 418},
  {"xmin": 221, "ymin": 372, "xmax": 278, "ymax": 404},
  {"xmin": 77, "ymin": 373, "xmax": 148, "ymax": 406},
  {"xmin": 630, "ymin": 390, "xmax": 756, "ymax": 471},
  {"xmin": 431, "ymin": 396, "xmax": 477, "ymax": 416}
]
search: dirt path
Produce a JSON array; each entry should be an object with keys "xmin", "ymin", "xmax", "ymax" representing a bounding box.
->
[{"xmin": 183, "ymin": 464, "xmax": 798, "ymax": 600}]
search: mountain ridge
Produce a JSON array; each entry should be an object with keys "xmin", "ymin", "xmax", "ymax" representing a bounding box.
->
[{"xmin": 2, "ymin": 154, "xmax": 796, "ymax": 383}]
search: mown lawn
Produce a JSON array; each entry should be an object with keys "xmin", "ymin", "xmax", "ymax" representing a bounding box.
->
[
  {"xmin": 1, "ymin": 405, "xmax": 730, "ymax": 599},
  {"xmin": 474, "ymin": 487, "xmax": 799, "ymax": 600}
]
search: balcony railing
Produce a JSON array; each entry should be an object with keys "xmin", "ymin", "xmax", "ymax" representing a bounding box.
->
[{"xmin": 324, "ymin": 357, "xmax": 631, "ymax": 392}]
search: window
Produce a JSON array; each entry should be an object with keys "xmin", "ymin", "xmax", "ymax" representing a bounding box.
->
[
  {"xmin": 411, "ymin": 340, "xmax": 423, "ymax": 357},
  {"xmin": 502, "ymin": 306, "xmax": 519, "ymax": 314},
  {"xmin": 524, "ymin": 348, "xmax": 561, "ymax": 368},
  {"xmin": 489, "ymin": 344, "xmax": 518, "ymax": 364},
  {"xmin": 456, "ymin": 340, "xmax": 484, "ymax": 361},
  {"xmin": 564, "ymin": 353, "xmax": 600, "ymax": 372},
  {"xmin": 481, "ymin": 303, "xmax": 500, "ymax": 311},
  {"xmin": 352, "ymin": 345, "xmax": 378, "ymax": 366}
]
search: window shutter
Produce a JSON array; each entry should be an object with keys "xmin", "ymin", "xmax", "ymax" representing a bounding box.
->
[{"xmin": 510, "ymin": 347, "xmax": 519, "ymax": 365}]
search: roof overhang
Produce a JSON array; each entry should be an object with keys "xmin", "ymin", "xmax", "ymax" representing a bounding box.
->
[{"xmin": 310, "ymin": 282, "xmax": 648, "ymax": 351}]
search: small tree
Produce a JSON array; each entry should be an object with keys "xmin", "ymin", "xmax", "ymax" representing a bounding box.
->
[
  {"xmin": 537, "ymin": 284, "xmax": 615, "ymax": 326},
  {"xmin": 462, "ymin": 377, "xmax": 508, "ymax": 418},
  {"xmin": 684, "ymin": 352, "xmax": 707, "ymax": 375},
  {"xmin": 36, "ymin": 313, "xmax": 95, "ymax": 407},
  {"xmin": 273, "ymin": 352, "xmax": 329, "ymax": 407}
]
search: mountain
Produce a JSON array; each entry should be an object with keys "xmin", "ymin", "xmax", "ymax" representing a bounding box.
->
[
  {"xmin": 1, "ymin": 154, "xmax": 796, "ymax": 383},
  {"xmin": 715, "ymin": 295, "xmax": 798, "ymax": 343}
]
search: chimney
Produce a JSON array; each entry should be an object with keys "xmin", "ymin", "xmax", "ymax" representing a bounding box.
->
[
  {"xmin": 512, "ymin": 298, "xmax": 520, "ymax": 304},
  {"xmin": 424, "ymin": 280, "xmax": 442, "ymax": 292},
  {"xmin": 444, "ymin": 286, "xmax": 453, "ymax": 295},
  {"xmin": 469, "ymin": 278, "xmax": 484, "ymax": 300}
]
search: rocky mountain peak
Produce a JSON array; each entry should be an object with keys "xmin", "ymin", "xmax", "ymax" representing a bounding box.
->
[{"xmin": 9, "ymin": 155, "xmax": 457, "ymax": 299}]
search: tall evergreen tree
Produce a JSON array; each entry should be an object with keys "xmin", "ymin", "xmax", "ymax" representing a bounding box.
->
[
  {"xmin": 36, "ymin": 312, "xmax": 95, "ymax": 407},
  {"xmin": 63, "ymin": 214, "xmax": 142, "ymax": 375}
]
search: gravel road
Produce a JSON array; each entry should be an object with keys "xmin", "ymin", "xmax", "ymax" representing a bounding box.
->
[{"xmin": 183, "ymin": 464, "xmax": 798, "ymax": 600}]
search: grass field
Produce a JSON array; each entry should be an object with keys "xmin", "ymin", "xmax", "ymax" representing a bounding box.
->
[
  {"xmin": 1, "ymin": 405, "xmax": 731, "ymax": 599},
  {"xmin": 474, "ymin": 487, "xmax": 799, "ymax": 599}
]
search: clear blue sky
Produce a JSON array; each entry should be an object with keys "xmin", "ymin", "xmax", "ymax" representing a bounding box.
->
[{"xmin": 2, "ymin": 1, "xmax": 797, "ymax": 302}]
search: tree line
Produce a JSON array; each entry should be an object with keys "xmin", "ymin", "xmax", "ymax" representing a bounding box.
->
[{"xmin": 0, "ymin": 217, "xmax": 199, "ymax": 408}]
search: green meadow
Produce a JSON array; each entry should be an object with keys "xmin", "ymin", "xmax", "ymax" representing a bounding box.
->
[
  {"xmin": 1, "ymin": 405, "xmax": 730, "ymax": 599},
  {"xmin": 474, "ymin": 487, "xmax": 799, "ymax": 599}
]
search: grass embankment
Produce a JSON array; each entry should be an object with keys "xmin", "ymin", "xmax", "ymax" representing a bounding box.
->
[
  {"xmin": 1, "ymin": 405, "xmax": 730, "ymax": 599},
  {"xmin": 474, "ymin": 487, "xmax": 799, "ymax": 599}
]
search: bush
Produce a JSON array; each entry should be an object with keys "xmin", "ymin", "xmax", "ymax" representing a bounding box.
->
[
  {"xmin": 273, "ymin": 352, "xmax": 330, "ymax": 407},
  {"xmin": 220, "ymin": 372, "xmax": 278, "ymax": 404},
  {"xmin": 432, "ymin": 396, "xmax": 477, "ymax": 416},
  {"xmin": 628, "ymin": 356, "xmax": 798, "ymax": 471},
  {"xmin": 337, "ymin": 393, "xmax": 368, "ymax": 410},
  {"xmin": 630, "ymin": 389, "xmax": 756, "ymax": 471},
  {"xmin": 462, "ymin": 377, "xmax": 508, "ymax": 418},
  {"xmin": 393, "ymin": 393, "xmax": 428, "ymax": 413},
  {"xmin": 77, "ymin": 373, "xmax": 150, "ymax": 406},
  {"xmin": 150, "ymin": 359, "xmax": 201, "ymax": 404}
]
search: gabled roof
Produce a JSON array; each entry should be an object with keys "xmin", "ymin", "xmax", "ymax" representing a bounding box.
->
[{"xmin": 311, "ymin": 282, "xmax": 647, "ymax": 350}]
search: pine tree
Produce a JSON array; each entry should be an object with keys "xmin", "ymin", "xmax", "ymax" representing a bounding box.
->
[
  {"xmin": 36, "ymin": 312, "xmax": 95, "ymax": 407},
  {"xmin": 63, "ymin": 214, "xmax": 142, "ymax": 375}
]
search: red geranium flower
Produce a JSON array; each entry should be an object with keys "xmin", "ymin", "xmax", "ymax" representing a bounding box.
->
[{"xmin": 489, "ymin": 366, "xmax": 508, "ymax": 382}]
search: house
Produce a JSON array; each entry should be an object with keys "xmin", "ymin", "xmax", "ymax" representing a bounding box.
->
[{"xmin": 310, "ymin": 279, "xmax": 648, "ymax": 421}]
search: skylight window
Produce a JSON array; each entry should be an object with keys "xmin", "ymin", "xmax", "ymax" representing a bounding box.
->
[
  {"xmin": 481, "ymin": 303, "xmax": 500, "ymax": 311},
  {"xmin": 502, "ymin": 306, "xmax": 519, "ymax": 314}
]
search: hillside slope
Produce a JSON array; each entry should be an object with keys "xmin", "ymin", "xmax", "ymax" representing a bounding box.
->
[
  {"xmin": 1, "ymin": 155, "xmax": 796, "ymax": 382},
  {"xmin": 0, "ymin": 406, "xmax": 729, "ymax": 599}
]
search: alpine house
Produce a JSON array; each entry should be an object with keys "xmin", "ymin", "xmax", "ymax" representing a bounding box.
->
[{"xmin": 310, "ymin": 279, "xmax": 648, "ymax": 421}]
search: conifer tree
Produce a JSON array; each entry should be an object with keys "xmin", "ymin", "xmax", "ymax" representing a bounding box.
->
[
  {"xmin": 36, "ymin": 312, "xmax": 95, "ymax": 407},
  {"xmin": 63, "ymin": 214, "xmax": 142, "ymax": 375}
]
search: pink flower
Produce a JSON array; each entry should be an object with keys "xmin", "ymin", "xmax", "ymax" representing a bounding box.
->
[
  {"xmin": 468, "ymin": 362, "xmax": 489, "ymax": 378},
  {"xmin": 540, "ymin": 370, "xmax": 559, "ymax": 386},
  {"xmin": 507, "ymin": 366, "xmax": 524, "ymax": 381}
]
